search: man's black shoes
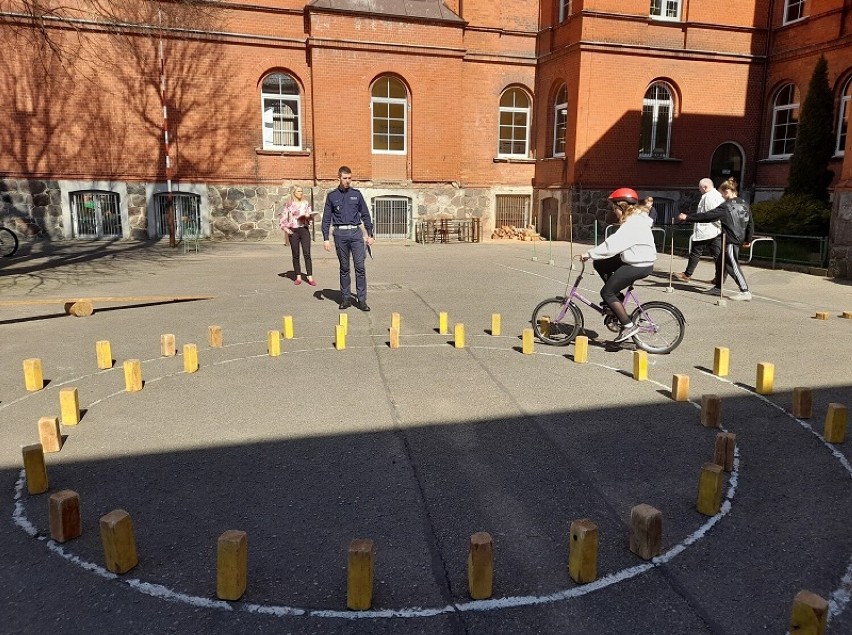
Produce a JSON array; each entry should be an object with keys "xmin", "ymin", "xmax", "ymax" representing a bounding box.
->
[
  {"xmin": 339, "ymin": 299, "xmax": 351, "ymax": 310},
  {"xmin": 357, "ymin": 300, "xmax": 371, "ymax": 312}
]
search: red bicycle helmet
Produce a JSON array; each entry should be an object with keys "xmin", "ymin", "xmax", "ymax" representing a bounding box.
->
[{"xmin": 608, "ymin": 188, "xmax": 639, "ymax": 205}]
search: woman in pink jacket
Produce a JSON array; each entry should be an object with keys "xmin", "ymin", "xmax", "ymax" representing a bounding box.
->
[{"xmin": 279, "ymin": 186, "xmax": 316, "ymax": 286}]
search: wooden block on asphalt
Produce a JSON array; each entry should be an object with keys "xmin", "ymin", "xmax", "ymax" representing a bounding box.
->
[
  {"xmin": 217, "ymin": 529, "xmax": 248, "ymax": 601},
  {"xmin": 522, "ymin": 328, "xmax": 534, "ymax": 354},
  {"xmin": 335, "ymin": 324, "xmax": 346, "ymax": 350},
  {"xmin": 454, "ymin": 323, "xmax": 465, "ymax": 348},
  {"xmin": 439, "ymin": 311, "xmax": 448, "ymax": 335},
  {"xmin": 49, "ymin": 490, "xmax": 82, "ymax": 543},
  {"xmin": 38, "ymin": 416, "xmax": 62, "ymax": 453},
  {"xmin": 389, "ymin": 327, "xmax": 400, "ymax": 349},
  {"xmin": 756, "ymin": 362, "xmax": 774, "ymax": 395},
  {"xmin": 347, "ymin": 538, "xmax": 374, "ymax": 610},
  {"xmin": 792, "ymin": 387, "xmax": 813, "ymax": 419},
  {"xmin": 814, "ymin": 311, "xmax": 830, "ymax": 320},
  {"xmin": 491, "ymin": 313, "xmax": 501, "ymax": 336},
  {"xmin": 712, "ymin": 432, "xmax": 736, "ymax": 472},
  {"xmin": 283, "ymin": 315, "xmax": 294, "ymax": 340},
  {"xmin": 789, "ymin": 590, "xmax": 828, "ymax": 635},
  {"xmin": 22, "ymin": 443, "xmax": 48, "ymax": 494},
  {"xmin": 629, "ymin": 504, "xmax": 662, "ymax": 560},
  {"xmin": 824, "ymin": 402, "xmax": 848, "ymax": 444},
  {"xmin": 713, "ymin": 346, "xmax": 729, "ymax": 377},
  {"xmin": 123, "ymin": 360, "xmax": 143, "ymax": 392},
  {"xmin": 468, "ymin": 531, "xmax": 493, "ymax": 600},
  {"xmin": 842, "ymin": 311, "xmax": 852, "ymax": 319},
  {"xmin": 632, "ymin": 350, "xmax": 647, "ymax": 381},
  {"xmin": 59, "ymin": 387, "xmax": 80, "ymax": 426},
  {"xmin": 65, "ymin": 300, "xmax": 94, "ymax": 317},
  {"xmin": 267, "ymin": 330, "xmax": 281, "ymax": 357},
  {"xmin": 697, "ymin": 462, "xmax": 724, "ymax": 516},
  {"xmin": 23, "ymin": 358, "xmax": 43, "ymax": 392},
  {"xmin": 700, "ymin": 394, "xmax": 721, "ymax": 428},
  {"xmin": 183, "ymin": 344, "xmax": 199, "ymax": 373},
  {"xmin": 208, "ymin": 325, "xmax": 223, "ymax": 348},
  {"xmin": 160, "ymin": 333, "xmax": 176, "ymax": 357},
  {"xmin": 338, "ymin": 313, "xmax": 348, "ymax": 336},
  {"xmin": 390, "ymin": 312, "xmax": 400, "ymax": 332},
  {"xmin": 100, "ymin": 509, "xmax": 138, "ymax": 574},
  {"xmin": 96, "ymin": 340, "xmax": 113, "ymax": 369},
  {"xmin": 573, "ymin": 335, "xmax": 589, "ymax": 363},
  {"xmin": 672, "ymin": 374, "xmax": 689, "ymax": 402},
  {"xmin": 568, "ymin": 519, "xmax": 598, "ymax": 584},
  {"xmin": 538, "ymin": 316, "xmax": 551, "ymax": 338}
]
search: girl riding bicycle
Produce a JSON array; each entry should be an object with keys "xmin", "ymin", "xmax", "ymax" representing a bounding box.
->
[{"xmin": 582, "ymin": 188, "xmax": 657, "ymax": 343}]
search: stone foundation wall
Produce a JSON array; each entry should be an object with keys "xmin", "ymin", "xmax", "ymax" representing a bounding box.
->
[
  {"xmin": 829, "ymin": 190, "xmax": 852, "ymax": 278},
  {"xmin": 0, "ymin": 179, "xmax": 63, "ymax": 239}
]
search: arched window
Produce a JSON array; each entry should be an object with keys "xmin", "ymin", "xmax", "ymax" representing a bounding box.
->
[
  {"xmin": 836, "ymin": 77, "xmax": 851, "ymax": 156},
  {"xmin": 769, "ymin": 84, "xmax": 799, "ymax": 158},
  {"xmin": 639, "ymin": 82, "xmax": 674, "ymax": 158},
  {"xmin": 261, "ymin": 73, "xmax": 301, "ymax": 150},
  {"xmin": 552, "ymin": 85, "xmax": 568, "ymax": 157},
  {"xmin": 498, "ymin": 87, "xmax": 531, "ymax": 158},
  {"xmin": 372, "ymin": 77, "xmax": 408, "ymax": 154}
]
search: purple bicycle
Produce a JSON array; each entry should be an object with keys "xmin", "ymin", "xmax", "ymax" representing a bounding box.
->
[{"xmin": 531, "ymin": 258, "xmax": 686, "ymax": 354}]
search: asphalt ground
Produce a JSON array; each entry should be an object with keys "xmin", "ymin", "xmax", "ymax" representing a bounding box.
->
[{"xmin": 1, "ymin": 238, "xmax": 851, "ymax": 635}]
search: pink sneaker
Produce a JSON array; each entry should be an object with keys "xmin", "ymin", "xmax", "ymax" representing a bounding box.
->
[
  {"xmin": 294, "ymin": 278, "xmax": 302, "ymax": 285},
  {"xmin": 308, "ymin": 279, "xmax": 317, "ymax": 286}
]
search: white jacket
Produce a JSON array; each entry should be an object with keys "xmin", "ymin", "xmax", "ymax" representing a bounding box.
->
[
  {"xmin": 588, "ymin": 213, "xmax": 657, "ymax": 267},
  {"xmin": 692, "ymin": 189, "xmax": 724, "ymax": 241}
]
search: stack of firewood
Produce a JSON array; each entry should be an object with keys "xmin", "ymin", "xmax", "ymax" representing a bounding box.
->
[{"xmin": 490, "ymin": 224, "xmax": 543, "ymax": 241}]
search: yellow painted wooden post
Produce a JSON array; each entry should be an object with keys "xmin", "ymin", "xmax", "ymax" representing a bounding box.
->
[
  {"xmin": 49, "ymin": 490, "xmax": 82, "ymax": 543},
  {"xmin": 347, "ymin": 538, "xmax": 374, "ymax": 610},
  {"xmin": 792, "ymin": 387, "xmax": 813, "ymax": 419},
  {"xmin": 391, "ymin": 312, "xmax": 401, "ymax": 332},
  {"xmin": 756, "ymin": 362, "xmax": 774, "ymax": 395},
  {"xmin": 389, "ymin": 327, "xmax": 400, "ymax": 349},
  {"xmin": 96, "ymin": 340, "xmax": 113, "ymax": 369},
  {"xmin": 573, "ymin": 335, "xmax": 589, "ymax": 364},
  {"xmin": 697, "ymin": 462, "xmax": 724, "ymax": 516},
  {"xmin": 183, "ymin": 344, "xmax": 199, "ymax": 373},
  {"xmin": 629, "ymin": 504, "xmax": 662, "ymax": 560},
  {"xmin": 491, "ymin": 313, "xmax": 501, "ymax": 336},
  {"xmin": 439, "ymin": 311, "xmax": 448, "ymax": 335},
  {"xmin": 522, "ymin": 328, "xmax": 534, "ymax": 354},
  {"xmin": 672, "ymin": 374, "xmax": 689, "ymax": 402},
  {"xmin": 208, "ymin": 325, "xmax": 223, "ymax": 348},
  {"xmin": 632, "ymin": 350, "xmax": 648, "ymax": 381},
  {"xmin": 22, "ymin": 444, "xmax": 48, "ymax": 494},
  {"xmin": 568, "ymin": 519, "xmax": 598, "ymax": 584},
  {"xmin": 454, "ymin": 324, "xmax": 465, "ymax": 348},
  {"xmin": 282, "ymin": 315, "xmax": 294, "ymax": 339},
  {"xmin": 23, "ymin": 358, "xmax": 44, "ymax": 392},
  {"xmin": 339, "ymin": 313, "xmax": 348, "ymax": 336},
  {"xmin": 468, "ymin": 532, "xmax": 493, "ymax": 600},
  {"xmin": 161, "ymin": 334, "xmax": 177, "ymax": 357},
  {"xmin": 59, "ymin": 387, "xmax": 80, "ymax": 426},
  {"xmin": 123, "ymin": 360, "xmax": 143, "ymax": 392},
  {"xmin": 814, "ymin": 311, "xmax": 830, "ymax": 320},
  {"xmin": 713, "ymin": 346, "xmax": 729, "ymax": 377},
  {"xmin": 267, "ymin": 330, "xmax": 281, "ymax": 357},
  {"xmin": 335, "ymin": 324, "xmax": 346, "ymax": 350},
  {"xmin": 789, "ymin": 590, "xmax": 828, "ymax": 635},
  {"xmin": 700, "ymin": 394, "xmax": 721, "ymax": 428},
  {"xmin": 824, "ymin": 403, "xmax": 848, "ymax": 444},
  {"xmin": 99, "ymin": 509, "xmax": 139, "ymax": 574},
  {"xmin": 38, "ymin": 416, "xmax": 62, "ymax": 453},
  {"xmin": 217, "ymin": 530, "xmax": 248, "ymax": 601}
]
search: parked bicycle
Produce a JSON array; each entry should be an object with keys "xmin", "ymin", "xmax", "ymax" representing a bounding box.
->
[
  {"xmin": 531, "ymin": 257, "xmax": 686, "ymax": 354},
  {"xmin": 0, "ymin": 226, "xmax": 19, "ymax": 257}
]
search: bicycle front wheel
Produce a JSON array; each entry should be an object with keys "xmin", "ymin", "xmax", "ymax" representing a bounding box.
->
[
  {"xmin": 0, "ymin": 227, "xmax": 18, "ymax": 257},
  {"xmin": 630, "ymin": 301, "xmax": 685, "ymax": 354},
  {"xmin": 531, "ymin": 297, "xmax": 584, "ymax": 346}
]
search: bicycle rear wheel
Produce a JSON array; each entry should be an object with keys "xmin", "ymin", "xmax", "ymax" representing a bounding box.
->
[
  {"xmin": 0, "ymin": 227, "xmax": 18, "ymax": 257},
  {"xmin": 630, "ymin": 301, "xmax": 685, "ymax": 354},
  {"xmin": 531, "ymin": 297, "xmax": 584, "ymax": 346}
]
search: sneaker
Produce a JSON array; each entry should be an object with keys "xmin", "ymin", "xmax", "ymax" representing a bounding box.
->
[
  {"xmin": 294, "ymin": 278, "xmax": 302, "ymax": 285},
  {"xmin": 674, "ymin": 272, "xmax": 691, "ymax": 282},
  {"xmin": 701, "ymin": 287, "xmax": 722, "ymax": 296},
  {"xmin": 339, "ymin": 299, "xmax": 351, "ymax": 310},
  {"xmin": 614, "ymin": 323, "xmax": 641, "ymax": 343},
  {"xmin": 307, "ymin": 279, "xmax": 317, "ymax": 287},
  {"xmin": 730, "ymin": 291, "xmax": 752, "ymax": 301}
]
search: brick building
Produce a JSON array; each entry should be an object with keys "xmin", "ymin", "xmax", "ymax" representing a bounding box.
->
[{"xmin": 1, "ymin": 1, "xmax": 850, "ymax": 274}]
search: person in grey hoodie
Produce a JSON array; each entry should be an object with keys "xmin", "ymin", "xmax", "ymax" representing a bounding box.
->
[{"xmin": 582, "ymin": 188, "xmax": 657, "ymax": 342}]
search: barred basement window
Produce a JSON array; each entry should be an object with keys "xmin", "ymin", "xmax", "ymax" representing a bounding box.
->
[
  {"xmin": 495, "ymin": 194, "xmax": 531, "ymax": 228},
  {"xmin": 372, "ymin": 196, "xmax": 411, "ymax": 239},
  {"xmin": 70, "ymin": 190, "xmax": 121, "ymax": 238},
  {"xmin": 154, "ymin": 192, "xmax": 201, "ymax": 238}
]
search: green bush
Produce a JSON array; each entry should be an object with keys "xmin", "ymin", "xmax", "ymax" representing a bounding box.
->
[{"xmin": 750, "ymin": 194, "xmax": 830, "ymax": 236}]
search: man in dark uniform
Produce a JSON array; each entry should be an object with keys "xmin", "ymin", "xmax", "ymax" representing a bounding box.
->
[{"xmin": 322, "ymin": 166, "xmax": 375, "ymax": 311}]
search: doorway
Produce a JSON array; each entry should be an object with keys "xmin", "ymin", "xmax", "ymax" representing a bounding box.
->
[{"xmin": 710, "ymin": 143, "xmax": 744, "ymax": 187}]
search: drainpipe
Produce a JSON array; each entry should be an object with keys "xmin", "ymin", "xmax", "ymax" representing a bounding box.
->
[{"xmin": 753, "ymin": 0, "xmax": 777, "ymax": 199}]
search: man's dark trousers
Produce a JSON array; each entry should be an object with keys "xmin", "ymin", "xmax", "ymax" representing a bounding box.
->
[{"xmin": 334, "ymin": 228, "xmax": 367, "ymax": 303}]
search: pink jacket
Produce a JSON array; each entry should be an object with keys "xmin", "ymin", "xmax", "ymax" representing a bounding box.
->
[{"xmin": 279, "ymin": 200, "xmax": 312, "ymax": 234}]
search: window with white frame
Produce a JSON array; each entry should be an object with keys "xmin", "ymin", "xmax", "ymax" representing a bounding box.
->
[
  {"xmin": 372, "ymin": 77, "xmax": 407, "ymax": 154},
  {"xmin": 769, "ymin": 84, "xmax": 799, "ymax": 158},
  {"xmin": 836, "ymin": 77, "xmax": 851, "ymax": 156},
  {"xmin": 498, "ymin": 88, "xmax": 531, "ymax": 157},
  {"xmin": 261, "ymin": 73, "xmax": 301, "ymax": 150},
  {"xmin": 783, "ymin": 0, "xmax": 805, "ymax": 24},
  {"xmin": 559, "ymin": 0, "xmax": 571, "ymax": 22},
  {"xmin": 639, "ymin": 82, "xmax": 674, "ymax": 158},
  {"xmin": 650, "ymin": 0, "xmax": 681, "ymax": 20},
  {"xmin": 552, "ymin": 85, "xmax": 567, "ymax": 157}
]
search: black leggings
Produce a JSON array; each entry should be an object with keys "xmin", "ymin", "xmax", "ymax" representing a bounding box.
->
[
  {"xmin": 289, "ymin": 226, "xmax": 312, "ymax": 277},
  {"xmin": 593, "ymin": 257, "xmax": 654, "ymax": 324}
]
